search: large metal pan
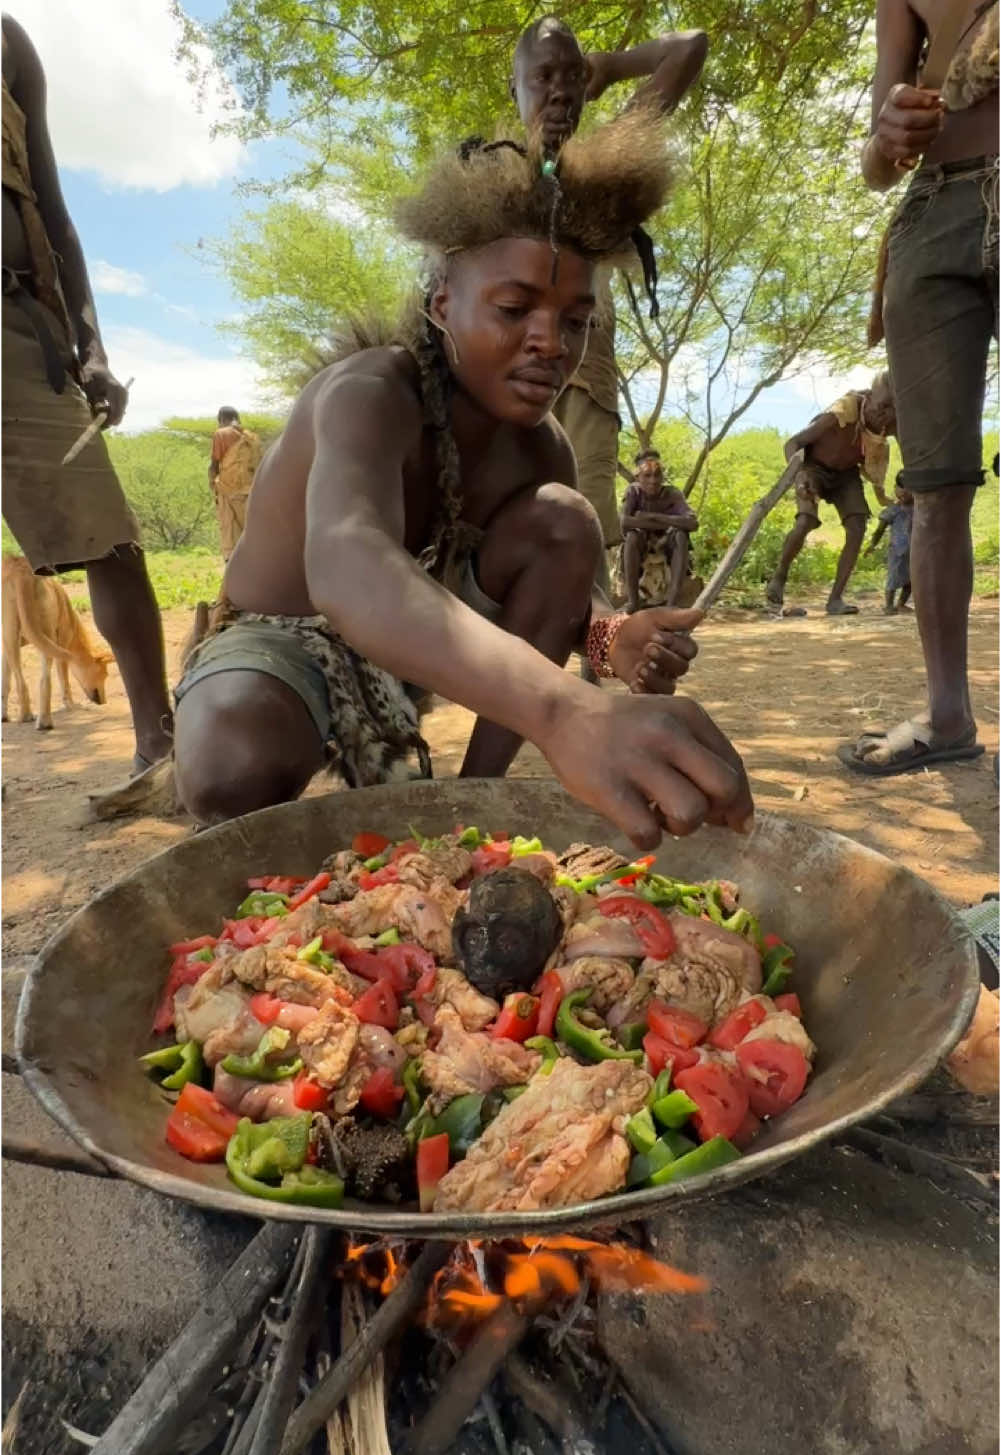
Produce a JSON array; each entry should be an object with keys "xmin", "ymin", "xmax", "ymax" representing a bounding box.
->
[{"xmin": 17, "ymin": 779, "xmax": 979, "ymax": 1238}]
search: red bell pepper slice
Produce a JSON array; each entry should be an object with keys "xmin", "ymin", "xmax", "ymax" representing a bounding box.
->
[
  {"xmin": 287, "ymin": 872, "xmax": 332, "ymax": 911},
  {"xmin": 490, "ymin": 993, "xmax": 541, "ymax": 1042},
  {"xmin": 616, "ymin": 855, "xmax": 656, "ymax": 888},
  {"xmin": 674, "ymin": 1062, "xmax": 750, "ymax": 1143},
  {"xmin": 359, "ymin": 1067, "xmax": 406, "ymax": 1119},
  {"xmin": 246, "ymin": 877, "xmax": 272, "ymax": 890},
  {"xmin": 597, "ymin": 896, "xmax": 676, "ymax": 958},
  {"xmin": 647, "ymin": 1001, "xmax": 708, "ymax": 1049},
  {"xmin": 352, "ymin": 832, "xmax": 391, "ymax": 858},
  {"xmin": 353, "ymin": 978, "xmax": 399, "ymax": 1030},
  {"xmin": 535, "ymin": 970, "xmax": 564, "ymax": 1039},
  {"xmin": 642, "ymin": 1032, "xmax": 699, "ymax": 1077},
  {"xmin": 358, "ymin": 864, "xmax": 400, "ymax": 891},
  {"xmin": 293, "ymin": 1071, "xmax": 330, "ymax": 1112},
  {"xmin": 762, "ymin": 933, "xmax": 784, "ymax": 950},
  {"xmin": 168, "ymin": 934, "xmax": 217, "ymax": 957},
  {"xmin": 471, "ymin": 842, "xmax": 512, "ymax": 876},
  {"xmin": 341, "ymin": 943, "xmax": 434, "ymax": 993},
  {"xmin": 707, "ymin": 1000, "xmax": 768, "ymax": 1051},
  {"xmin": 773, "ymin": 993, "xmax": 802, "ymax": 1019},
  {"xmin": 417, "ymin": 1132, "xmax": 450, "ymax": 1212},
  {"xmin": 735, "ymin": 1040, "xmax": 809, "ymax": 1118},
  {"xmin": 152, "ymin": 955, "xmax": 211, "ymax": 1035},
  {"xmin": 165, "ymin": 1083, "xmax": 240, "ymax": 1162}
]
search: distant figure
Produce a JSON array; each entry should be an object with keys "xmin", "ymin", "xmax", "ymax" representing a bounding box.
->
[
  {"xmin": 865, "ymin": 484, "xmax": 914, "ymax": 614},
  {"xmin": 620, "ymin": 449, "xmax": 698, "ymax": 612},
  {"xmin": 209, "ymin": 406, "xmax": 262, "ymax": 561},
  {"xmin": 766, "ymin": 373, "xmax": 896, "ymax": 616}
]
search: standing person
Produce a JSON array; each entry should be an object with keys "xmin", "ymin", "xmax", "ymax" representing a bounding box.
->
[
  {"xmin": 172, "ymin": 112, "xmax": 752, "ymax": 846},
  {"xmin": 510, "ymin": 17, "xmax": 709, "ymax": 590},
  {"xmin": 765, "ymin": 374, "xmax": 896, "ymax": 617},
  {"xmin": 865, "ymin": 483, "xmax": 914, "ymax": 613},
  {"xmin": 840, "ymin": 0, "xmax": 996, "ymax": 775},
  {"xmin": 621, "ymin": 448, "xmax": 698, "ymax": 613},
  {"xmin": 209, "ymin": 406, "xmax": 262, "ymax": 562},
  {"xmin": 1, "ymin": 13, "xmax": 172, "ymax": 790}
]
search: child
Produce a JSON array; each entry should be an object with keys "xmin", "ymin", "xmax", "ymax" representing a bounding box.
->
[
  {"xmin": 171, "ymin": 110, "xmax": 752, "ymax": 848},
  {"xmin": 866, "ymin": 485, "xmax": 914, "ymax": 614}
]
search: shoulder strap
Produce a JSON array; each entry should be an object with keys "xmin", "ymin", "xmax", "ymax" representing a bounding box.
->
[{"xmin": 923, "ymin": 0, "xmax": 998, "ymax": 89}]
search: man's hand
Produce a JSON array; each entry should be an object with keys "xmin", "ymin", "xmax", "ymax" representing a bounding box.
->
[
  {"xmin": 875, "ymin": 83, "xmax": 944, "ymax": 164},
  {"xmin": 78, "ymin": 359, "xmax": 128, "ymax": 427},
  {"xmin": 583, "ymin": 51, "xmax": 615, "ymax": 102},
  {"xmin": 609, "ymin": 606, "xmax": 702, "ymax": 695},
  {"xmin": 541, "ymin": 689, "xmax": 754, "ymax": 847}
]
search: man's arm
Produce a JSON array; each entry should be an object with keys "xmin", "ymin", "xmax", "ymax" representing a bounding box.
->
[
  {"xmin": 584, "ymin": 31, "xmax": 709, "ymax": 115},
  {"xmin": 784, "ymin": 414, "xmax": 835, "ymax": 460},
  {"xmin": 865, "ymin": 519, "xmax": 889, "ymax": 555},
  {"xmin": 622, "ymin": 509, "xmax": 697, "ymax": 531},
  {"xmin": 861, "ymin": 0, "xmax": 942, "ymax": 192},
  {"xmin": 3, "ymin": 15, "xmax": 127, "ymax": 424}
]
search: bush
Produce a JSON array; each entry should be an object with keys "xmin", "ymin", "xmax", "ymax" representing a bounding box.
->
[{"xmin": 108, "ymin": 431, "xmax": 216, "ymax": 551}]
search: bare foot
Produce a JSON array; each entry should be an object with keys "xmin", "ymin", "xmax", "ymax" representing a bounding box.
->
[
  {"xmin": 826, "ymin": 599, "xmax": 859, "ymax": 616},
  {"xmin": 765, "ymin": 577, "xmax": 784, "ymax": 608}
]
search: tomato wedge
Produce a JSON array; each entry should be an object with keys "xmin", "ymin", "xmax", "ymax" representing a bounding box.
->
[
  {"xmin": 249, "ymin": 992, "xmax": 283, "ymax": 1026},
  {"xmin": 417, "ymin": 1132, "xmax": 450, "ymax": 1212},
  {"xmin": 353, "ymin": 832, "xmax": 391, "ymax": 858},
  {"xmin": 642, "ymin": 1032, "xmax": 699, "ymax": 1077},
  {"xmin": 389, "ymin": 839, "xmax": 419, "ymax": 862},
  {"xmin": 287, "ymin": 873, "xmax": 331, "ymax": 911},
  {"xmin": 647, "ymin": 1001, "xmax": 708, "ymax": 1049},
  {"xmin": 490, "ymin": 993, "xmax": 540, "ymax": 1042},
  {"xmin": 359, "ymin": 1067, "xmax": 405, "ymax": 1119},
  {"xmin": 471, "ymin": 842, "xmax": 512, "ymax": 875},
  {"xmin": 168, "ymin": 934, "xmax": 217, "ymax": 957},
  {"xmin": 293, "ymin": 1071, "xmax": 329, "ymax": 1112},
  {"xmin": 674, "ymin": 1062, "xmax": 749, "ymax": 1142},
  {"xmin": 341, "ymin": 943, "xmax": 435, "ymax": 993},
  {"xmin": 153, "ymin": 955, "xmax": 211, "ymax": 1035},
  {"xmin": 535, "ymin": 970, "xmax": 564, "ymax": 1039},
  {"xmin": 707, "ymin": 1000, "xmax": 768, "ymax": 1051},
  {"xmin": 773, "ymin": 993, "xmax": 802, "ymax": 1019},
  {"xmin": 165, "ymin": 1083, "xmax": 240, "ymax": 1162},
  {"xmin": 358, "ymin": 864, "xmax": 400, "ymax": 891},
  {"xmin": 736, "ymin": 1040, "xmax": 809, "ymax": 1118},
  {"xmin": 597, "ymin": 896, "xmax": 676, "ymax": 958},
  {"xmin": 353, "ymin": 978, "xmax": 399, "ymax": 1030}
]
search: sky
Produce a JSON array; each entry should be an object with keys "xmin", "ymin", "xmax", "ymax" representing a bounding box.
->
[{"xmin": 11, "ymin": 0, "xmax": 877, "ymax": 436}]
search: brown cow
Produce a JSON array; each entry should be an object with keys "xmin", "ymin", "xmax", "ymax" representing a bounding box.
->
[{"xmin": 2, "ymin": 554, "xmax": 112, "ymax": 729}]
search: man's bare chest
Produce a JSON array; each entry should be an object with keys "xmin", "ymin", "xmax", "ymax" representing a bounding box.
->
[{"xmin": 401, "ymin": 431, "xmax": 548, "ymax": 549}]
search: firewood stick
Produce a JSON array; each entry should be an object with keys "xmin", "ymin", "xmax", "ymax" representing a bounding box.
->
[
  {"xmin": 281, "ymin": 1240, "xmax": 452, "ymax": 1455},
  {"xmin": 91, "ymin": 1221, "xmax": 301, "ymax": 1455},
  {"xmin": 409, "ymin": 1301, "xmax": 531, "ymax": 1455},
  {"xmin": 342, "ymin": 1282, "xmax": 393, "ymax": 1455},
  {"xmin": 693, "ymin": 450, "xmax": 804, "ymax": 612}
]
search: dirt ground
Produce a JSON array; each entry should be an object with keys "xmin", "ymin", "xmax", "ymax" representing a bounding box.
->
[{"xmin": 3, "ymin": 591, "xmax": 998, "ymax": 958}]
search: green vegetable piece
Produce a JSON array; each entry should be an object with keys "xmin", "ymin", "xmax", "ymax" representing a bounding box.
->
[
  {"xmin": 555, "ymin": 990, "xmax": 644, "ymax": 1064},
  {"xmin": 236, "ymin": 890, "xmax": 289, "ymax": 919},
  {"xmin": 275, "ymin": 1165, "xmax": 344, "ymax": 1207},
  {"xmin": 221, "ymin": 1027, "xmax": 303, "ymax": 1082},
  {"xmin": 424, "ymin": 1093, "xmax": 484, "ymax": 1158},
  {"xmin": 510, "ymin": 835, "xmax": 543, "ymax": 857},
  {"xmin": 457, "ymin": 826, "xmax": 485, "ymax": 848},
  {"xmin": 661, "ymin": 1130, "xmax": 698, "ymax": 1158},
  {"xmin": 760, "ymin": 942, "xmax": 795, "ymax": 997},
  {"xmin": 651, "ymin": 1090, "xmax": 700, "ymax": 1130},
  {"xmin": 363, "ymin": 852, "xmax": 390, "ymax": 870},
  {"xmin": 297, "ymin": 936, "xmax": 335, "ymax": 971},
  {"xmin": 627, "ymin": 1135, "xmax": 680, "ymax": 1186},
  {"xmin": 626, "ymin": 1107, "xmax": 659, "ymax": 1155},
  {"xmin": 402, "ymin": 1057, "xmax": 424, "ymax": 1118},
  {"xmin": 503, "ymin": 1085, "xmax": 528, "ymax": 1102},
  {"xmin": 140, "ymin": 1039, "xmax": 204, "ymax": 1091},
  {"xmin": 524, "ymin": 1035, "xmax": 559, "ymax": 1075},
  {"xmin": 617, "ymin": 1022, "xmax": 647, "ymax": 1052},
  {"xmin": 648, "ymin": 1135, "xmax": 741, "ymax": 1186},
  {"xmin": 190, "ymin": 946, "xmax": 214, "ymax": 964},
  {"xmin": 373, "ymin": 927, "xmax": 401, "ymax": 947},
  {"xmin": 226, "ymin": 1119, "xmax": 342, "ymax": 1206},
  {"xmin": 648, "ymin": 1069, "xmax": 673, "ymax": 1105},
  {"xmin": 247, "ymin": 1135, "xmax": 300, "ymax": 1181}
]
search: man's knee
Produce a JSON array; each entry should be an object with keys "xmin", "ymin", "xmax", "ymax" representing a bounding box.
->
[
  {"xmin": 531, "ymin": 482, "xmax": 604, "ymax": 561},
  {"xmin": 842, "ymin": 514, "xmax": 867, "ymax": 545}
]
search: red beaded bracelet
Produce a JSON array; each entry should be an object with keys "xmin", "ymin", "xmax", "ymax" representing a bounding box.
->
[{"xmin": 585, "ymin": 612, "xmax": 628, "ymax": 679}]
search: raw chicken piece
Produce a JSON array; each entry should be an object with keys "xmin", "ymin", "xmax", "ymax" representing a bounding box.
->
[
  {"xmin": 422, "ymin": 1006, "xmax": 540, "ymax": 1102},
  {"xmin": 427, "ymin": 967, "xmax": 498, "ymax": 1031},
  {"xmin": 264, "ymin": 951, "xmax": 362, "ymax": 1005},
  {"xmin": 213, "ymin": 1067, "xmax": 299, "ymax": 1120},
  {"xmin": 554, "ymin": 957, "xmax": 635, "ymax": 1014},
  {"xmin": 296, "ymin": 1001, "xmax": 361, "ymax": 1088},
  {"xmin": 611, "ymin": 956, "xmax": 742, "ymax": 1030},
  {"xmin": 395, "ymin": 839, "xmax": 473, "ymax": 888},
  {"xmin": 667, "ymin": 912, "xmax": 762, "ymax": 994},
  {"xmin": 202, "ymin": 1007, "xmax": 269, "ymax": 1067},
  {"xmin": 557, "ymin": 843, "xmax": 628, "ymax": 881},
  {"xmin": 562, "ymin": 914, "xmax": 644, "ymax": 961},
  {"xmin": 742, "ymin": 1010, "xmax": 815, "ymax": 1061},
  {"xmin": 512, "ymin": 852, "xmax": 558, "ymax": 885},
  {"xmin": 434, "ymin": 1057, "xmax": 651, "ymax": 1212},
  {"xmin": 358, "ymin": 1023, "xmax": 408, "ymax": 1075},
  {"xmin": 328, "ymin": 883, "xmax": 455, "ymax": 960}
]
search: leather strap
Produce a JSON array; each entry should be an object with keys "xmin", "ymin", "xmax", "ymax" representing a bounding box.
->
[
  {"xmin": 2, "ymin": 266, "xmax": 68, "ymax": 394},
  {"xmin": 923, "ymin": 0, "xmax": 998, "ymax": 89}
]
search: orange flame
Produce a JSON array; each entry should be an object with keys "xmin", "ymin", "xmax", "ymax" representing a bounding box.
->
[{"xmin": 343, "ymin": 1240, "xmax": 405, "ymax": 1296}]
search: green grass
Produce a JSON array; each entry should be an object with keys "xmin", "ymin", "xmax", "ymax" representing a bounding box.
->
[{"xmin": 57, "ymin": 549, "xmax": 223, "ymax": 615}]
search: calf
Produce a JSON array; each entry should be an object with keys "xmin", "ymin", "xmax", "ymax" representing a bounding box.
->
[{"xmin": 2, "ymin": 554, "xmax": 112, "ymax": 730}]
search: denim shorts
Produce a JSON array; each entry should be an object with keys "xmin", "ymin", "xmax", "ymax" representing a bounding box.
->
[{"xmin": 883, "ymin": 155, "xmax": 998, "ymax": 493}]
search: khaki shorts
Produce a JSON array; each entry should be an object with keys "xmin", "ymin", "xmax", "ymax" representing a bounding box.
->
[
  {"xmin": 795, "ymin": 462, "xmax": 869, "ymax": 531},
  {"xmin": 552, "ymin": 385, "xmax": 621, "ymax": 546},
  {"xmin": 1, "ymin": 296, "xmax": 140, "ymax": 573}
]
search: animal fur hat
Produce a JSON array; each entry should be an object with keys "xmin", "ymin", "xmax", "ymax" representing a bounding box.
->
[{"xmin": 395, "ymin": 105, "xmax": 672, "ymax": 268}]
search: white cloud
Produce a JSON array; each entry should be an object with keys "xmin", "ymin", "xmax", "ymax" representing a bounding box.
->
[
  {"xmin": 783, "ymin": 359, "xmax": 878, "ymax": 412},
  {"xmin": 92, "ymin": 260, "xmax": 148, "ymax": 297},
  {"xmin": 13, "ymin": 0, "xmax": 243, "ymax": 191},
  {"xmin": 102, "ymin": 326, "xmax": 284, "ymax": 432}
]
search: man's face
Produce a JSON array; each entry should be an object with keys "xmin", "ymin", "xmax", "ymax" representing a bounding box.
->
[
  {"xmin": 511, "ymin": 26, "xmax": 587, "ymax": 150},
  {"xmin": 865, "ymin": 381, "xmax": 896, "ymax": 437},
  {"xmin": 896, "ymin": 486, "xmax": 914, "ymax": 507},
  {"xmin": 432, "ymin": 238, "xmax": 595, "ymax": 428},
  {"xmin": 635, "ymin": 454, "xmax": 664, "ymax": 492}
]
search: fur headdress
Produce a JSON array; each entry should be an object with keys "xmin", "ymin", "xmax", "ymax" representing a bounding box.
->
[{"xmin": 395, "ymin": 106, "xmax": 672, "ymax": 270}]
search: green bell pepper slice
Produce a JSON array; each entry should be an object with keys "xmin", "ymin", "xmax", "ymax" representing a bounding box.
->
[
  {"xmin": 362, "ymin": 852, "xmax": 391, "ymax": 871},
  {"xmin": 625, "ymin": 1106, "xmax": 659, "ymax": 1155},
  {"xmin": 502, "ymin": 1085, "xmax": 527, "ymax": 1102},
  {"xmin": 524, "ymin": 1035, "xmax": 559, "ymax": 1075},
  {"xmin": 402, "ymin": 1056, "xmax": 424, "ymax": 1118},
  {"xmin": 648, "ymin": 1068, "xmax": 672, "ymax": 1105},
  {"xmin": 457, "ymin": 826, "xmax": 486, "ymax": 848},
  {"xmin": 627, "ymin": 1129, "xmax": 702, "ymax": 1187},
  {"xmin": 651, "ymin": 1089, "xmax": 699, "ymax": 1129},
  {"xmin": 225, "ymin": 1117, "xmax": 343, "ymax": 1206},
  {"xmin": 139, "ymin": 1039, "xmax": 203, "ymax": 1091},
  {"xmin": 373, "ymin": 927, "xmax": 401, "ymax": 947},
  {"xmin": 190, "ymin": 945, "xmax": 214, "ymax": 964},
  {"xmin": 555, "ymin": 989, "xmax": 644, "ymax": 1064},
  {"xmin": 220, "ymin": 1026, "xmax": 302, "ymax": 1082},
  {"xmin": 617, "ymin": 1022, "xmax": 647, "ymax": 1053},
  {"xmin": 648, "ymin": 1135, "xmax": 740, "ymax": 1186},
  {"xmin": 297, "ymin": 936, "xmax": 336, "ymax": 971},
  {"xmin": 760, "ymin": 941, "xmax": 795, "ymax": 997},
  {"xmin": 424, "ymin": 1093, "xmax": 484, "ymax": 1158},
  {"xmin": 236, "ymin": 890, "xmax": 289, "ymax": 919},
  {"xmin": 510, "ymin": 835, "xmax": 543, "ymax": 857}
]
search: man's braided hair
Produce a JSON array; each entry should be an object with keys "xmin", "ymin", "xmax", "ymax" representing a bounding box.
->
[{"xmin": 319, "ymin": 106, "xmax": 672, "ymax": 576}]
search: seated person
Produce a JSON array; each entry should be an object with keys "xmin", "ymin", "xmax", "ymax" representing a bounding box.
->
[
  {"xmin": 173, "ymin": 110, "xmax": 752, "ymax": 848},
  {"xmin": 620, "ymin": 448, "xmax": 698, "ymax": 611}
]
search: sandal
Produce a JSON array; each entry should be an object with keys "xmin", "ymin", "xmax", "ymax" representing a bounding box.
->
[{"xmin": 837, "ymin": 718, "xmax": 984, "ymax": 777}]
